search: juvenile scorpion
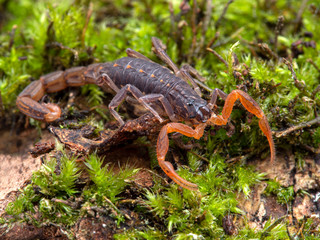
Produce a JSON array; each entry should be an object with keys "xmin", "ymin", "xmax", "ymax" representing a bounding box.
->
[{"xmin": 16, "ymin": 37, "xmax": 275, "ymax": 191}]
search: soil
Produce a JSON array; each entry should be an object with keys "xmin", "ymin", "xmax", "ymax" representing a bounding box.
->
[{"xmin": 0, "ymin": 129, "xmax": 49, "ymax": 213}]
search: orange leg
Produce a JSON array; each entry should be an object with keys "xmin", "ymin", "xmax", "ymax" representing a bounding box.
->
[
  {"xmin": 157, "ymin": 122, "xmax": 206, "ymax": 191},
  {"xmin": 209, "ymin": 90, "xmax": 275, "ymax": 163}
]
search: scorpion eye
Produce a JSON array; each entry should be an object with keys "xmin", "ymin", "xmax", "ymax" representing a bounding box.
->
[
  {"xmin": 187, "ymin": 99, "xmax": 194, "ymax": 106},
  {"xmin": 197, "ymin": 106, "xmax": 211, "ymax": 122}
]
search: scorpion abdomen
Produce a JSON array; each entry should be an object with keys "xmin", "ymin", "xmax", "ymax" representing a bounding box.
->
[{"xmin": 99, "ymin": 57, "xmax": 207, "ymax": 121}]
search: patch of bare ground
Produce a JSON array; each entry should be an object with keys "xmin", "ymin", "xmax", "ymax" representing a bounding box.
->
[
  {"xmin": 0, "ymin": 129, "xmax": 54, "ymax": 214},
  {"xmin": 238, "ymin": 151, "xmax": 320, "ymax": 233},
  {"xmin": 0, "ymin": 224, "xmax": 68, "ymax": 240}
]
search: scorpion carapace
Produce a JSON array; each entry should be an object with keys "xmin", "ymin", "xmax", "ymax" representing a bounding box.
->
[{"xmin": 16, "ymin": 37, "xmax": 275, "ymax": 191}]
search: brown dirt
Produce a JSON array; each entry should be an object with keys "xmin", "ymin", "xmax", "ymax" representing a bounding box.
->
[
  {"xmin": 238, "ymin": 151, "xmax": 320, "ymax": 232},
  {"xmin": 0, "ymin": 223, "xmax": 68, "ymax": 240},
  {"xmin": 0, "ymin": 129, "xmax": 53, "ymax": 214}
]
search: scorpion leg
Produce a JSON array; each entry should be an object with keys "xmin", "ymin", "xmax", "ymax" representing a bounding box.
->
[
  {"xmin": 126, "ymin": 48, "xmax": 154, "ymax": 62},
  {"xmin": 180, "ymin": 64, "xmax": 206, "ymax": 83},
  {"xmin": 208, "ymin": 89, "xmax": 276, "ymax": 163},
  {"xmin": 157, "ymin": 122, "xmax": 206, "ymax": 191},
  {"xmin": 207, "ymin": 88, "xmax": 228, "ymax": 109},
  {"xmin": 96, "ymin": 73, "xmax": 120, "ymax": 93},
  {"xmin": 151, "ymin": 37, "xmax": 202, "ymax": 96},
  {"xmin": 109, "ymin": 84, "xmax": 164, "ymax": 126},
  {"xmin": 140, "ymin": 93, "xmax": 178, "ymax": 122},
  {"xmin": 180, "ymin": 64, "xmax": 213, "ymax": 93},
  {"xmin": 207, "ymin": 88, "xmax": 235, "ymax": 136},
  {"xmin": 151, "ymin": 37, "xmax": 179, "ymax": 73}
]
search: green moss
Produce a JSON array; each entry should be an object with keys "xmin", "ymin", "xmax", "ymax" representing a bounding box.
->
[
  {"xmin": 83, "ymin": 153, "xmax": 137, "ymax": 203},
  {"xmin": 313, "ymin": 127, "xmax": 320, "ymax": 146},
  {"xmin": 4, "ymin": 152, "xmax": 80, "ymax": 225},
  {"xmin": 6, "ymin": 185, "xmax": 38, "ymax": 216},
  {"xmin": 4, "ymin": 151, "xmax": 137, "ymax": 227},
  {"xmin": 35, "ymin": 156, "xmax": 79, "ymax": 196},
  {"xmin": 115, "ymin": 153, "xmax": 269, "ymax": 238},
  {"xmin": 265, "ymin": 179, "xmax": 295, "ymax": 205}
]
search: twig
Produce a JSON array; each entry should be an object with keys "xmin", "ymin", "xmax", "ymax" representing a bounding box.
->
[
  {"xmin": 189, "ymin": 150, "xmax": 209, "ymax": 163},
  {"xmin": 0, "ymin": 90, "xmax": 4, "ymax": 118},
  {"xmin": 189, "ymin": 0, "xmax": 198, "ymax": 63},
  {"xmin": 104, "ymin": 196, "xmax": 131, "ymax": 220},
  {"xmin": 307, "ymin": 58, "xmax": 320, "ymax": 73},
  {"xmin": 51, "ymin": 198, "xmax": 80, "ymax": 209},
  {"xmin": 141, "ymin": 168, "xmax": 169, "ymax": 185},
  {"xmin": 311, "ymin": 85, "xmax": 320, "ymax": 100},
  {"xmin": 275, "ymin": 116, "xmax": 320, "ymax": 138},
  {"xmin": 300, "ymin": 143, "xmax": 320, "ymax": 154},
  {"xmin": 202, "ymin": 0, "xmax": 212, "ymax": 38},
  {"xmin": 274, "ymin": 16, "xmax": 284, "ymax": 52},
  {"xmin": 225, "ymin": 152, "xmax": 255, "ymax": 165},
  {"xmin": 295, "ymin": 217, "xmax": 307, "ymax": 239},
  {"xmin": 211, "ymin": 27, "xmax": 244, "ymax": 49},
  {"xmin": 258, "ymin": 43, "xmax": 278, "ymax": 61},
  {"xmin": 206, "ymin": 32, "xmax": 220, "ymax": 49},
  {"xmin": 294, "ymin": 0, "xmax": 309, "ymax": 33},
  {"xmin": 8, "ymin": 25, "xmax": 17, "ymax": 50},
  {"xmin": 119, "ymin": 199, "xmax": 152, "ymax": 210},
  {"xmin": 286, "ymin": 222, "xmax": 294, "ymax": 240},
  {"xmin": 261, "ymin": 216, "xmax": 287, "ymax": 240},
  {"xmin": 169, "ymin": 1, "xmax": 175, "ymax": 39},
  {"xmin": 46, "ymin": 42, "xmax": 79, "ymax": 61},
  {"xmin": 282, "ymin": 58, "xmax": 306, "ymax": 91},
  {"xmin": 215, "ymin": 0, "xmax": 234, "ymax": 30},
  {"xmin": 207, "ymin": 47, "xmax": 229, "ymax": 69},
  {"xmin": 197, "ymin": 0, "xmax": 213, "ymax": 57},
  {"xmin": 81, "ymin": 2, "xmax": 93, "ymax": 48}
]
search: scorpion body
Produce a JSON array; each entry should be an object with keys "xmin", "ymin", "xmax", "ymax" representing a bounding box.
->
[
  {"xmin": 17, "ymin": 57, "xmax": 209, "ymax": 124},
  {"xmin": 17, "ymin": 37, "xmax": 275, "ymax": 191},
  {"xmin": 103, "ymin": 57, "xmax": 210, "ymax": 122}
]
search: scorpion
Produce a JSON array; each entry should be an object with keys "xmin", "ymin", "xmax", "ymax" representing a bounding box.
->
[{"xmin": 16, "ymin": 37, "xmax": 275, "ymax": 191}]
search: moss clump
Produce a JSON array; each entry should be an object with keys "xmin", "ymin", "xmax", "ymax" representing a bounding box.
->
[{"xmin": 3, "ymin": 151, "xmax": 136, "ymax": 227}]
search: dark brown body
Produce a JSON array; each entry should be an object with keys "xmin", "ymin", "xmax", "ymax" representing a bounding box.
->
[
  {"xmin": 102, "ymin": 57, "xmax": 208, "ymax": 121},
  {"xmin": 16, "ymin": 57, "xmax": 209, "ymax": 123}
]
